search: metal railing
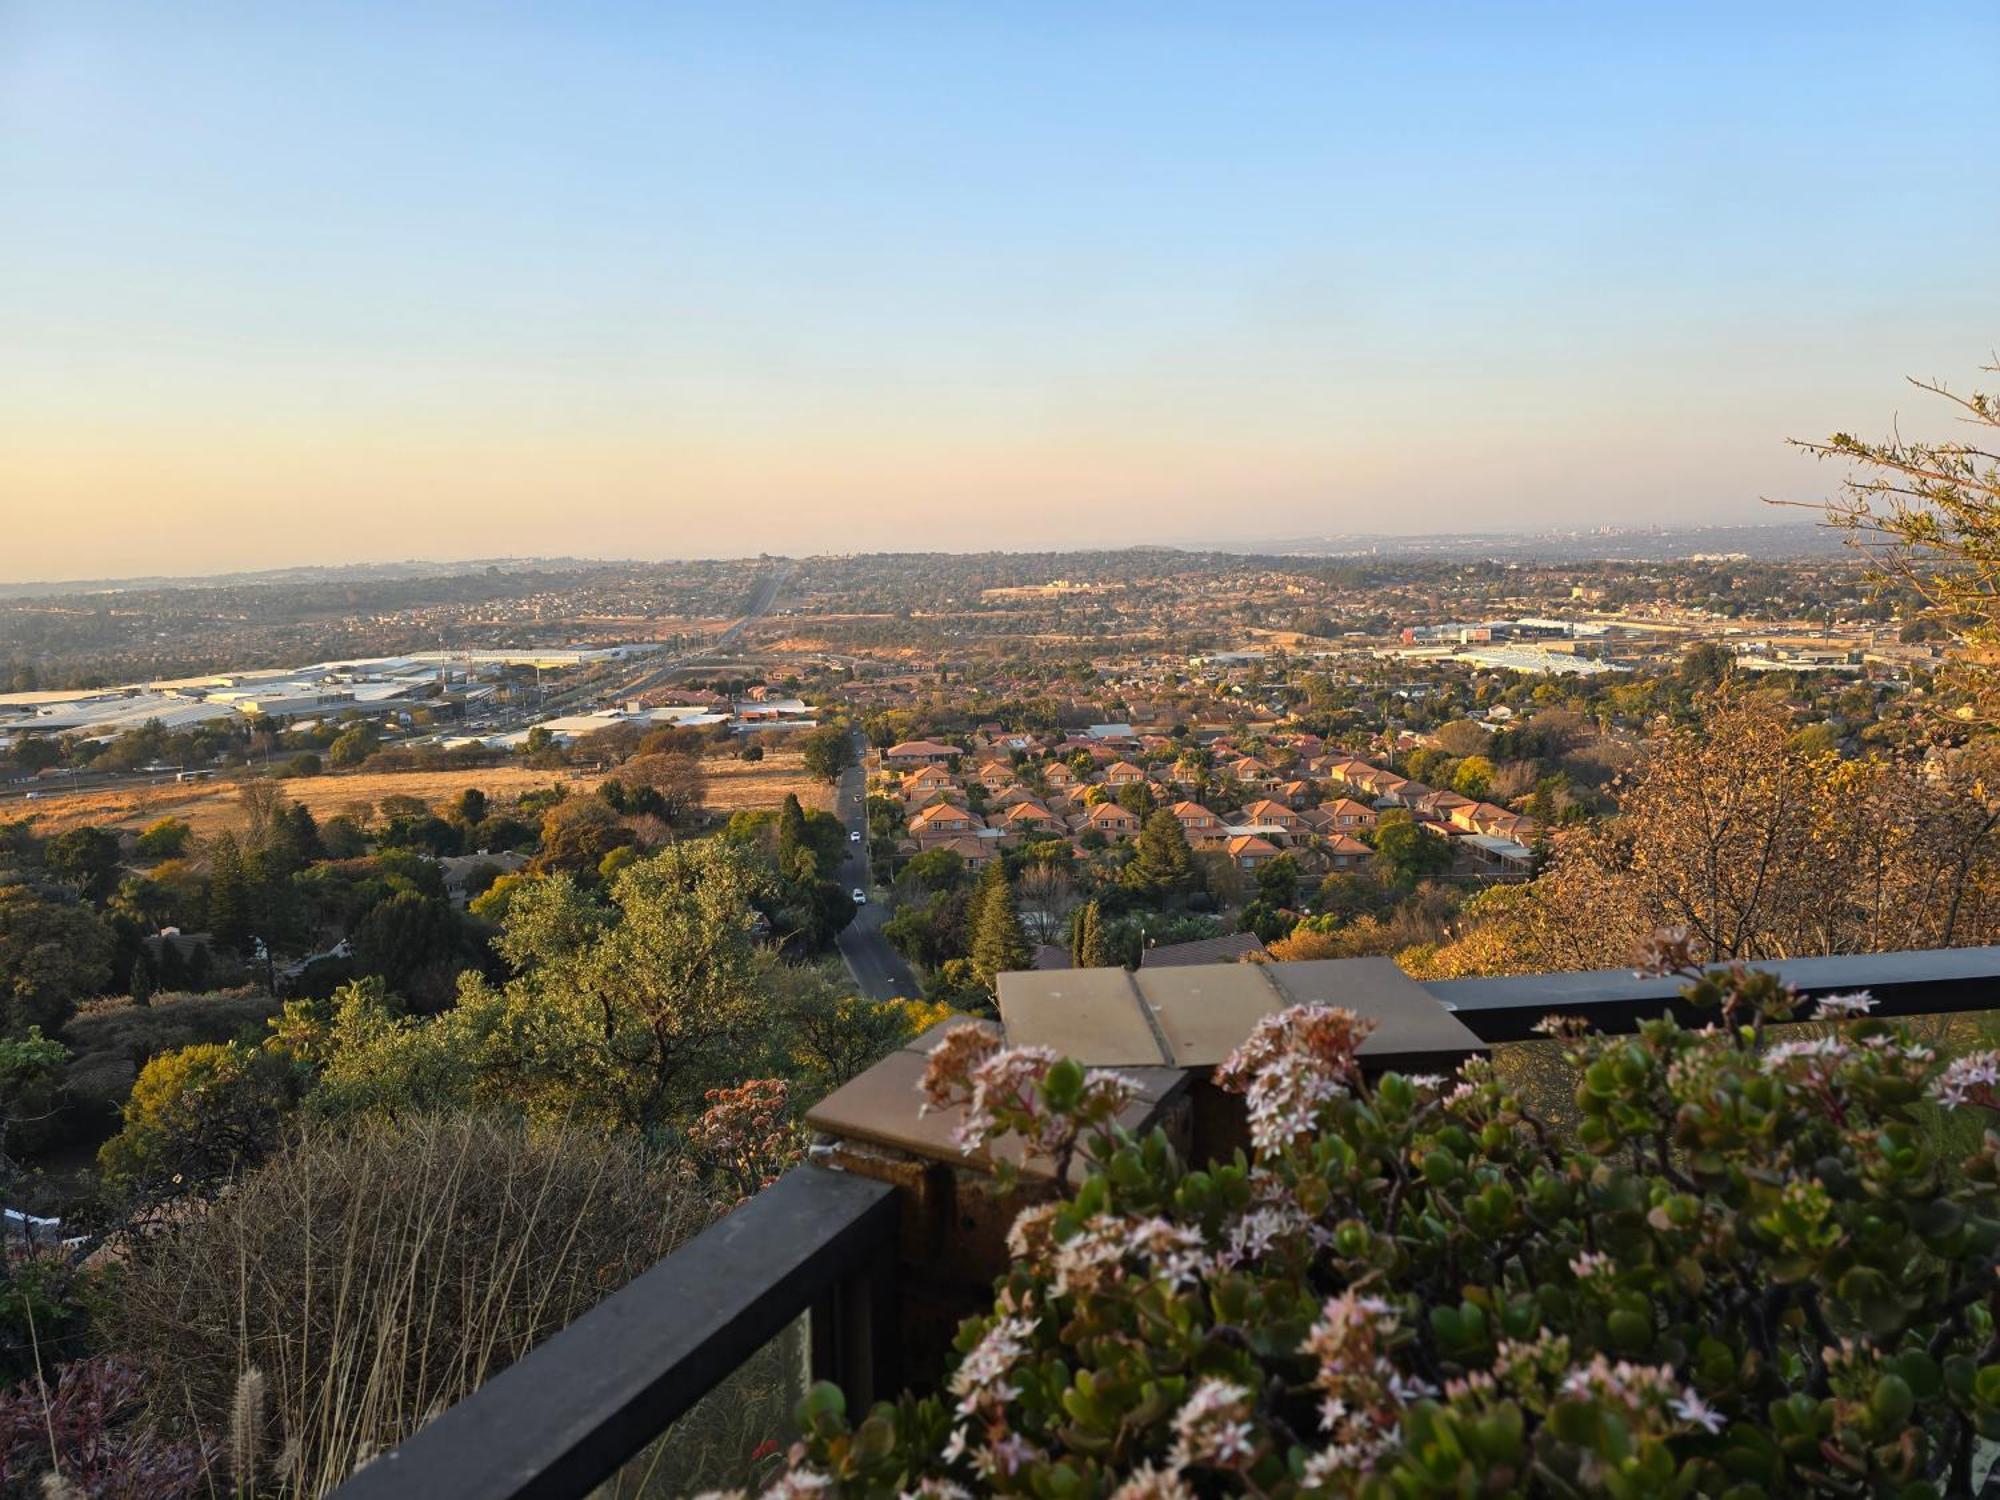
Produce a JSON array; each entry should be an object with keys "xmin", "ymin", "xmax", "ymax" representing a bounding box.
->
[
  {"xmin": 330, "ymin": 1165, "xmax": 899, "ymax": 1500},
  {"xmin": 333, "ymin": 944, "xmax": 2000, "ymax": 1498}
]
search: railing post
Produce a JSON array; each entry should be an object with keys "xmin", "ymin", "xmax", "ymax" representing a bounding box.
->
[{"xmin": 810, "ymin": 1242, "xmax": 898, "ymax": 1410}]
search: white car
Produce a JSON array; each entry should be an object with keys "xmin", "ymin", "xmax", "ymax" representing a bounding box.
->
[
  {"xmin": 849, "ymin": 830, "xmax": 862, "ymax": 842},
  {"xmin": 851, "ymin": 888, "xmax": 868, "ymax": 905}
]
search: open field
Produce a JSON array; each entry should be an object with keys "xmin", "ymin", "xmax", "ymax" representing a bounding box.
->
[{"xmin": 11, "ymin": 752, "xmax": 830, "ymax": 837}]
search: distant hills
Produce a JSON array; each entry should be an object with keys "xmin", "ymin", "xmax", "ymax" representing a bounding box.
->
[
  {"xmin": 1214, "ymin": 521, "xmax": 1848, "ymax": 563},
  {"xmin": 0, "ymin": 522, "xmax": 1852, "ymax": 600}
]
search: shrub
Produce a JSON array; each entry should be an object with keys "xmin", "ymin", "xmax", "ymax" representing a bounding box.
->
[
  {"xmin": 771, "ymin": 952, "xmax": 2000, "ymax": 1497},
  {"xmin": 101, "ymin": 1113, "xmax": 710, "ymax": 1496}
]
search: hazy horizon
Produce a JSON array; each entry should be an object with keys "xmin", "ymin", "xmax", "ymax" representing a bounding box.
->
[{"xmin": 5, "ymin": 2, "xmax": 1995, "ymax": 582}]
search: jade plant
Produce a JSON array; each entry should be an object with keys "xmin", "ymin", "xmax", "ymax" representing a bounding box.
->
[{"xmin": 727, "ymin": 945, "xmax": 2000, "ymax": 1498}]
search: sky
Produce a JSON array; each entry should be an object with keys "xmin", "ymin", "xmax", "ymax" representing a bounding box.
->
[{"xmin": 2, "ymin": 2, "xmax": 1996, "ymax": 582}]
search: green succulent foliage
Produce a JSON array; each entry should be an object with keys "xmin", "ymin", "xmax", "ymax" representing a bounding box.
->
[{"xmin": 766, "ymin": 964, "xmax": 2000, "ymax": 1498}]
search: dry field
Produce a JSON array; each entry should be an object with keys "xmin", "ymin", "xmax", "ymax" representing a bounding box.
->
[{"xmin": 13, "ymin": 751, "xmax": 829, "ymax": 837}]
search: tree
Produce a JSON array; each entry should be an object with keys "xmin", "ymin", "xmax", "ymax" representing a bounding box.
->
[
  {"xmin": 1114, "ymin": 780, "xmax": 1156, "ymax": 819},
  {"xmin": 97, "ymin": 1040, "xmax": 293, "ymax": 1196},
  {"xmin": 129, "ymin": 957, "xmax": 154, "ymax": 1008},
  {"xmin": 1254, "ymin": 852, "xmax": 1300, "ymax": 908},
  {"xmin": 1433, "ymin": 719, "xmax": 1491, "ymax": 758},
  {"xmin": 1069, "ymin": 900, "xmax": 1109, "ymax": 968},
  {"xmin": 205, "ymin": 831, "xmax": 255, "ymax": 951},
  {"xmin": 1677, "ymin": 641, "xmax": 1734, "ymax": 692},
  {"xmin": 775, "ymin": 792, "xmax": 813, "ymax": 879},
  {"xmin": 614, "ymin": 752, "xmax": 707, "ymax": 825},
  {"xmin": 969, "ymin": 864, "xmax": 1031, "ymax": 990},
  {"xmin": 1803, "ymin": 360, "xmax": 2000, "ymax": 720},
  {"xmin": 1371, "ymin": 811, "xmax": 1454, "ymax": 892},
  {"xmin": 801, "ymin": 726, "xmax": 857, "ymax": 787},
  {"xmin": 0, "ymin": 887, "xmax": 114, "ymax": 1033},
  {"xmin": 535, "ymin": 797, "xmax": 633, "ymax": 875},
  {"xmin": 328, "ymin": 724, "xmax": 379, "ymax": 768},
  {"xmin": 1451, "ymin": 755, "xmax": 1496, "ymax": 801},
  {"xmin": 352, "ymin": 890, "xmax": 468, "ymax": 1007},
  {"xmin": 1127, "ymin": 809, "xmax": 1194, "ymax": 898},
  {"xmin": 134, "ymin": 817, "xmax": 193, "ymax": 861},
  {"xmin": 42, "ymin": 825, "xmax": 122, "ymax": 900}
]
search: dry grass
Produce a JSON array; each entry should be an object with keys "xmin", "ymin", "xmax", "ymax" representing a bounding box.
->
[
  {"xmin": 17, "ymin": 753, "xmax": 828, "ymax": 836},
  {"xmin": 104, "ymin": 1113, "xmax": 712, "ymax": 1498}
]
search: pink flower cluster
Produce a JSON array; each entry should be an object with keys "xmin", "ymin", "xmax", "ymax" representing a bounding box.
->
[
  {"xmin": 1298, "ymin": 1290, "xmax": 1411, "ymax": 1471},
  {"xmin": 1216, "ymin": 1005, "xmax": 1378, "ymax": 1154},
  {"xmin": 1557, "ymin": 1355, "xmax": 1722, "ymax": 1436},
  {"xmin": 1932, "ymin": 1049, "xmax": 2000, "ymax": 1109},
  {"xmin": 1167, "ymin": 1379, "xmax": 1258, "ymax": 1473},
  {"xmin": 920, "ymin": 1025, "xmax": 1139, "ymax": 1162}
]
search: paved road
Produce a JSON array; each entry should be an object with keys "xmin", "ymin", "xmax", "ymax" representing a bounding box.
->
[{"xmin": 832, "ymin": 736, "xmax": 921, "ymax": 1002}]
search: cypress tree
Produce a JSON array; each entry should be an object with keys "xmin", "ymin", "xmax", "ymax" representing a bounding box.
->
[
  {"xmin": 970, "ymin": 864, "xmax": 1031, "ymax": 989},
  {"xmin": 1071, "ymin": 899, "xmax": 1109, "ymax": 968},
  {"xmin": 129, "ymin": 956, "xmax": 154, "ymax": 1008},
  {"xmin": 775, "ymin": 793, "xmax": 813, "ymax": 879}
]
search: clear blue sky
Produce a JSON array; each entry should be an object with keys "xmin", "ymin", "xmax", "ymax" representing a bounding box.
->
[{"xmin": 2, "ymin": 2, "xmax": 1994, "ymax": 579}]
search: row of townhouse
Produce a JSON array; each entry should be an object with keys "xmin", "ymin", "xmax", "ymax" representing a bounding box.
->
[{"xmin": 889, "ymin": 730, "xmax": 1539, "ymax": 878}]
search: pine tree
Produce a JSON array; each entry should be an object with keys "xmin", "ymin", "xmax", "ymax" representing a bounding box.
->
[
  {"xmin": 970, "ymin": 864, "xmax": 1031, "ymax": 989},
  {"xmin": 129, "ymin": 956, "xmax": 154, "ymax": 1008},
  {"xmin": 207, "ymin": 832, "xmax": 254, "ymax": 952},
  {"xmin": 1130, "ymin": 808, "xmax": 1195, "ymax": 897}
]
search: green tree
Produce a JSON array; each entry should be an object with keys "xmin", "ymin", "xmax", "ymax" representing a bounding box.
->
[
  {"xmin": 206, "ymin": 831, "xmax": 255, "ymax": 951},
  {"xmin": 969, "ymin": 864, "xmax": 1030, "ymax": 990},
  {"xmin": 97, "ymin": 1040, "xmax": 293, "ymax": 1195},
  {"xmin": 1372, "ymin": 810, "xmax": 1454, "ymax": 892},
  {"xmin": 800, "ymin": 725, "xmax": 857, "ymax": 786},
  {"xmin": 1127, "ymin": 809, "xmax": 1194, "ymax": 898},
  {"xmin": 328, "ymin": 724, "xmax": 379, "ymax": 768},
  {"xmin": 0, "ymin": 887, "xmax": 114, "ymax": 1033},
  {"xmin": 134, "ymin": 817, "xmax": 193, "ymax": 861},
  {"xmin": 129, "ymin": 957, "xmax": 154, "ymax": 1008},
  {"xmin": 1070, "ymin": 899, "xmax": 1109, "ymax": 968},
  {"xmin": 42, "ymin": 825, "xmax": 122, "ymax": 900}
]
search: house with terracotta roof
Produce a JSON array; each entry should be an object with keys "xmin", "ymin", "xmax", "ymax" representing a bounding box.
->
[
  {"xmin": 909, "ymin": 802, "xmax": 984, "ymax": 847},
  {"xmin": 1225, "ymin": 833, "xmax": 1280, "ymax": 869},
  {"xmin": 1237, "ymin": 798, "xmax": 1300, "ymax": 832},
  {"xmin": 974, "ymin": 760, "xmax": 1019, "ymax": 793},
  {"xmin": 1080, "ymin": 802, "xmax": 1142, "ymax": 841},
  {"xmin": 1319, "ymin": 797, "xmax": 1378, "ymax": 834},
  {"xmin": 899, "ymin": 765, "xmax": 955, "ymax": 801},
  {"xmin": 885, "ymin": 739, "xmax": 960, "ymax": 765},
  {"xmin": 1410, "ymin": 788, "xmax": 1476, "ymax": 821},
  {"xmin": 1274, "ymin": 778, "xmax": 1316, "ymax": 808},
  {"xmin": 994, "ymin": 800, "xmax": 1059, "ymax": 832},
  {"xmin": 1224, "ymin": 755, "xmax": 1277, "ymax": 788},
  {"xmin": 1170, "ymin": 800, "xmax": 1224, "ymax": 842},
  {"xmin": 930, "ymin": 833, "xmax": 1001, "ymax": 871},
  {"xmin": 1324, "ymin": 833, "xmax": 1372, "ymax": 870},
  {"xmin": 1103, "ymin": 760, "xmax": 1148, "ymax": 786},
  {"xmin": 1043, "ymin": 760, "xmax": 1080, "ymax": 790}
]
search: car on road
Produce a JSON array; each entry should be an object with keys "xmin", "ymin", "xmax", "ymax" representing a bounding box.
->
[
  {"xmin": 851, "ymin": 888, "xmax": 868, "ymax": 905},
  {"xmin": 849, "ymin": 830, "xmax": 862, "ymax": 842}
]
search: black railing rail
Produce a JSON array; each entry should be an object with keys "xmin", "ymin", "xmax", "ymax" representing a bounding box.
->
[
  {"xmin": 330, "ymin": 1165, "xmax": 898, "ymax": 1500},
  {"xmin": 1425, "ymin": 943, "xmax": 2000, "ymax": 1042}
]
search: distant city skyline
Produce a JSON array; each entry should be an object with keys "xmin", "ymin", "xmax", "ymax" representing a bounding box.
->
[{"xmin": 4, "ymin": 2, "xmax": 1995, "ymax": 583}]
